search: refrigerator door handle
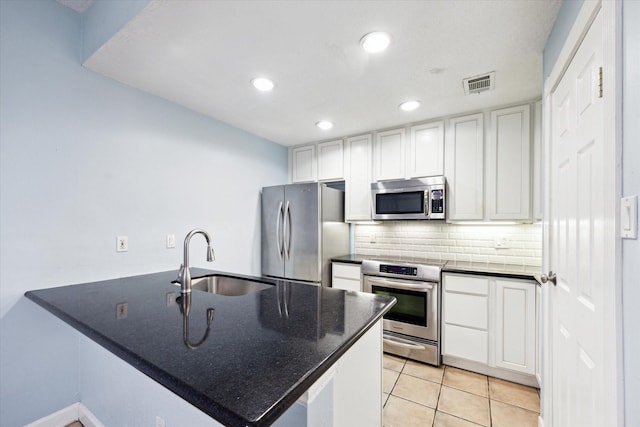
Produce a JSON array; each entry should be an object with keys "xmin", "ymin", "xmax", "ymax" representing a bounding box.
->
[
  {"xmin": 276, "ymin": 201, "xmax": 284, "ymax": 259},
  {"xmin": 283, "ymin": 201, "xmax": 291, "ymax": 260}
]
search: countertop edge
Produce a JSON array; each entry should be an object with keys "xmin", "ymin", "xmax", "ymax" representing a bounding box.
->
[
  {"xmin": 441, "ymin": 267, "xmax": 541, "ymax": 284},
  {"xmin": 331, "ymin": 255, "xmax": 541, "ymax": 283}
]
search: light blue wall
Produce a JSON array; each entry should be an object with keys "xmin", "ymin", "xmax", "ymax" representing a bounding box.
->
[
  {"xmin": 542, "ymin": 0, "xmax": 585, "ymax": 79},
  {"xmin": 622, "ymin": 1, "xmax": 640, "ymax": 425},
  {"xmin": 0, "ymin": 1, "xmax": 287, "ymax": 425}
]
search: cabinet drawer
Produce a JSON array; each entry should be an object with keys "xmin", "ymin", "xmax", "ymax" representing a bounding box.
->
[
  {"xmin": 332, "ymin": 263, "xmax": 361, "ymax": 280},
  {"xmin": 444, "ymin": 274, "xmax": 489, "ymax": 295},
  {"xmin": 332, "ymin": 277, "xmax": 361, "ymax": 292},
  {"xmin": 443, "ymin": 324, "xmax": 488, "ymax": 364},
  {"xmin": 444, "ymin": 293, "xmax": 488, "ymax": 329}
]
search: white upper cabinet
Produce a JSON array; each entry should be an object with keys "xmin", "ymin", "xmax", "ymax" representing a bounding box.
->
[
  {"xmin": 374, "ymin": 128, "xmax": 405, "ymax": 181},
  {"xmin": 345, "ymin": 134, "xmax": 373, "ymax": 221},
  {"xmin": 532, "ymin": 100, "xmax": 542, "ymax": 221},
  {"xmin": 445, "ymin": 113, "xmax": 484, "ymax": 220},
  {"xmin": 291, "ymin": 145, "xmax": 316, "ymax": 183},
  {"xmin": 317, "ymin": 139, "xmax": 344, "ymax": 182},
  {"xmin": 408, "ymin": 121, "xmax": 445, "ymax": 178},
  {"xmin": 487, "ymin": 105, "xmax": 531, "ymax": 220}
]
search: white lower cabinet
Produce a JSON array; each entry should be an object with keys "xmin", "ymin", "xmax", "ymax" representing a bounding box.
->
[
  {"xmin": 442, "ymin": 274, "xmax": 489, "ymax": 364},
  {"xmin": 494, "ymin": 278, "xmax": 536, "ymax": 374},
  {"xmin": 442, "ymin": 272, "xmax": 538, "ymax": 386},
  {"xmin": 331, "ymin": 262, "xmax": 361, "ymax": 292}
]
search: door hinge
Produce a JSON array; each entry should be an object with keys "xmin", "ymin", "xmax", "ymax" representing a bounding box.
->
[{"xmin": 598, "ymin": 66, "xmax": 603, "ymax": 98}]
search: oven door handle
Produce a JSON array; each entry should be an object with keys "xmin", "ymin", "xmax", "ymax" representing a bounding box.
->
[
  {"xmin": 367, "ymin": 278, "xmax": 435, "ymax": 292},
  {"xmin": 383, "ymin": 334, "xmax": 427, "ymax": 350}
]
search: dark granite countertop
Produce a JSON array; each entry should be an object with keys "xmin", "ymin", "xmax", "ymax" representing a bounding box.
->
[
  {"xmin": 332, "ymin": 254, "xmax": 541, "ymax": 282},
  {"xmin": 25, "ymin": 269, "xmax": 395, "ymax": 427}
]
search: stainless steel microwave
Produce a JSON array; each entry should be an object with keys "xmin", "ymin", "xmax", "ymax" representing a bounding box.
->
[{"xmin": 371, "ymin": 176, "xmax": 446, "ymax": 220}]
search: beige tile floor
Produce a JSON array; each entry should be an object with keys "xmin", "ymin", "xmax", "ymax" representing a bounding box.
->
[{"xmin": 383, "ymin": 353, "xmax": 540, "ymax": 427}]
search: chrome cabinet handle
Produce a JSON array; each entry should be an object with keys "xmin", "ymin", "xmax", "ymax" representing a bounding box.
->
[{"xmin": 541, "ymin": 271, "xmax": 557, "ymax": 286}]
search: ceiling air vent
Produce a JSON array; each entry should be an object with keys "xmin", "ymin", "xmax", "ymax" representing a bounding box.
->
[{"xmin": 463, "ymin": 72, "xmax": 495, "ymax": 95}]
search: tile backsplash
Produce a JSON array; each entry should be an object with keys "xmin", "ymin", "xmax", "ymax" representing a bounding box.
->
[{"xmin": 354, "ymin": 222, "xmax": 542, "ymax": 266}]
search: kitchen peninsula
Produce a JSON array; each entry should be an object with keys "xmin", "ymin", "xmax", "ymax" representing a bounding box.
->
[{"xmin": 25, "ymin": 269, "xmax": 395, "ymax": 427}]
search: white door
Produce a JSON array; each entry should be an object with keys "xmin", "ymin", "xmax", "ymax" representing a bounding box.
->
[{"xmin": 548, "ymin": 9, "xmax": 611, "ymax": 427}]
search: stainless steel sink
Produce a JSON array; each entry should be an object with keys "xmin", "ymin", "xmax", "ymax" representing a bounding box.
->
[{"xmin": 175, "ymin": 275, "xmax": 273, "ymax": 296}]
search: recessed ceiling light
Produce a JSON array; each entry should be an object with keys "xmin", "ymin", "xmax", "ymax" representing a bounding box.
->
[
  {"xmin": 399, "ymin": 100, "xmax": 421, "ymax": 111},
  {"xmin": 251, "ymin": 77, "xmax": 275, "ymax": 92},
  {"xmin": 360, "ymin": 31, "xmax": 391, "ymax": 53},
  {"xmin": 316, "ymin": 120, "xmax": 334, "ymax": 130}
]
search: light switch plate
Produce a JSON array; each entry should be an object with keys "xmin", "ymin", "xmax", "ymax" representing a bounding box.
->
[{"xmin": 621, "ymin": 195, "xmax": 638, "ymax": 239}]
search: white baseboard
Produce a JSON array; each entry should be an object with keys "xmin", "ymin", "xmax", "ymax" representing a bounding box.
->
[
  {"xmin": 24, "ymin": 402, "xmax": 104, "ymax": 427},
  {"xmin": 538, "ymin": 414, "xmax": 544, "ymax": 427}
]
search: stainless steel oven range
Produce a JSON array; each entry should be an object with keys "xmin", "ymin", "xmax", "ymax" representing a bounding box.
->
[{"xmin": 362, "ymin": 259, "xmax": 443, "ymax": 366}]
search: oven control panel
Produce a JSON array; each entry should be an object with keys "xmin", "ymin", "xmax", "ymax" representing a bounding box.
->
[{"xmin": 379, "ymin": 264, "xmax": 418, "ymax": 276}]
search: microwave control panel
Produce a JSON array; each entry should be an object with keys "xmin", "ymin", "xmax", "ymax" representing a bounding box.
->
[{"xmin": 430, "ymin": 189, "xmax": 444, "ymax": 214}]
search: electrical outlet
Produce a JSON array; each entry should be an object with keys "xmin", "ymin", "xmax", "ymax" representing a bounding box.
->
[
  {"xmin": 116, "ymin": 302, "xmax": 128, "ymax": 319},
  {"xmin": 155, "ymin": 416, "xmax": 166, "ymax": 427},
  {"xmin": 494, "ymin": 236, "xmax": 510, "ymax": 249},
  {"xmin": 116, "ymin": 236, "xmax": 128, "ymax": 252},
  {"xmin": 166, "ymin": 234, "xmax": 176, "ymax": 249}
]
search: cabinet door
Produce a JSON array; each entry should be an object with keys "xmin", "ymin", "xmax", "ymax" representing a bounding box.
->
[
  {"xmin": 291, "ymin": 145, "xmax": 316, "ymax": 183},
  {"xmin": 345, "ymin": 134, "xmax": 373, "ymax": 221},
  {"xmin": 317, "ymin": 139, "xmax": 344, "ymax": 181},
  {"xmin": 494, "ymin": 278, "xmax": 536, "ymax": 374},
  {"xmin": 445, "ymin": 114, "xmax": 484, "ymax": 220},
  {"xmin": 487, "ymin": 105, "xmax": 531, "ymax": 220},
  {"xmin": 374, "ymin": 128, "xmax": 405, "ymax": 181},
  {"xmin": 408, "ymin": 121, "xmax": 444, "ymax": 178}
]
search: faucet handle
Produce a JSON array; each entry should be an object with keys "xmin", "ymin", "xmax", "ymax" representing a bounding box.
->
[{"xmin": 177, "ymin": 263, "xmax": 185, "ymax": 280}]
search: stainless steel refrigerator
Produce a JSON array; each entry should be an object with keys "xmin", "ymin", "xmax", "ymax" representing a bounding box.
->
[{"xmin": 261, "ymin": 183, "xmax": 349, "ymax": 286}]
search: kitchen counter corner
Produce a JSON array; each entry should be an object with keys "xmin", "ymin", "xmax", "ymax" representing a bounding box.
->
[{"xmin": 24, "ymin": 269, "xmax": 395, "ymax": 427}]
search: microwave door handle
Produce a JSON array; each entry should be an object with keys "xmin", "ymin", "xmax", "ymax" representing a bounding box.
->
[
  {"xmin": 425, "ymin": 190, "xmax": 430, "ymax": 217},
  {"xmin": 276, "ymin": 201, "xmax": 284, "ymax": 259},
  {"xmin": 367, "ymin": 278, "xmax": 434, "ymax": 292}
]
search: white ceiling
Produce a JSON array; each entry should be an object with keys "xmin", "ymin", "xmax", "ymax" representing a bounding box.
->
[{"xmin": 83, "ymin": 0, "xmax": 561, "ymax": 147}]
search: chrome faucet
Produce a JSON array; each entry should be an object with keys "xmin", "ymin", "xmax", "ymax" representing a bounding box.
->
[{"xmin": 177, "ymin": 229, "xmax": 215, "ymax": 295}]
